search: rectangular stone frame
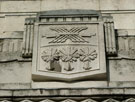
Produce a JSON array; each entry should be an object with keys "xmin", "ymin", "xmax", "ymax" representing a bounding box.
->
[{"xmin": 32, "ymin": 21, "xmax": 106, "ymax": 81}]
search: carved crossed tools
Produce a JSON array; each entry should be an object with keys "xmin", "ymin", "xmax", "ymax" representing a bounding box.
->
[
  {"xmin": 42, "ymin": 27, "xmax": 96, "ymax": 43},
  {"xmin": 41, "ymin": 27, "xmax": 97, "ymax": 71},
  {"xmin": 41, "ymin": 47, "xmax": 97, "ymax": 71}
]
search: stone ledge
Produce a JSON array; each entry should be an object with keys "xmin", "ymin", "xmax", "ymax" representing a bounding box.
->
[
  {"xmin": 0, "ymin": 90, "xmax": 12, "ymax": 97},
  {"xmin": 32, "ymin": 81, "xmax": 108, "ymax": 89},
  {"xmin": 0, "ymin": 88, "xmax": 135, "ymax": 97}
]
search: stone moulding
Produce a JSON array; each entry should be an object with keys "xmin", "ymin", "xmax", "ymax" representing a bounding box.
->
[
  {"xmin": 22, "ymin": 18, "xmax": 35, "ymax": 58},
  {"xmin": 0, "ymin": 88, "xmax": 135, "ymax": 102},
  {"xmin": 103, "ymin": 17, "xmax": 117, "ymax": 56}
]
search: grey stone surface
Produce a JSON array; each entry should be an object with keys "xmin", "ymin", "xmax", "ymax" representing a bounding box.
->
[
  {"xmin": 0, "ymin": 62, "xmax": 31, "ymax": 83},
  {"xmin": 0, "ymin": 0, "xmax": 135, "ymax": 99},
  {"xmin": 0, "ymin": 83, "xmax": 31, "ymax": 89},
  {"xmin": 0, "ymin": 88, "xmax": 135, "ymax": 102},
  {"xmin": 111, "ymin": 14, "xmax": 135, "ymax": 29},
  {"xmin": 109, "ymin": 81, "xmax": 135, "ymax": 87},
  {"xmin": 32, "ymin": 81, "xmax": 108, "ymax": 88},
  {"xmin": 38, "ymin": 9, "xmax": 100, "ymax": 16},
  {"xmin": 32, "ymin": 10, "xmax": 106, "ymax": 81},
  {"xmin": 0, "ymin": 88, "xmax": 133, "ymax": 96},
  {"xmin": 109, "ymin": 60, "xmax": 135, "ymax": 81},
  {"xmin": 0, "ymin": 0, "xmax": 40, "ymax": 12},
  {"xmin": 100, "ymin": 0, "xmax": 135, "ymax": 10}
]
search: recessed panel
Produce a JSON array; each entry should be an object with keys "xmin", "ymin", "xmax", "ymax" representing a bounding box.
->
[{"xmin": 32, "ymin": 23, "xmax": 106, "ymax": 81}]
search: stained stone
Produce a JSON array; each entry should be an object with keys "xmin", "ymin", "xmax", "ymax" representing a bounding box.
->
[{"xmin": 0, "ymin": 0, "xmax": 135, "ymax": 101}]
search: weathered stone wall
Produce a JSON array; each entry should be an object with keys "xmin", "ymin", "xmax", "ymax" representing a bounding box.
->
[
  {"xmin": 0, "ymin": 0, "xmax": 135, "ymax": 89},
  {"xmin": 0, "ymin": 88, "xmax": 135, "ymax": 102}
]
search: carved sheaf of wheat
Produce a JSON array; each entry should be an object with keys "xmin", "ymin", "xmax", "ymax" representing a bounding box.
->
[{"xmin": 50, "ymin": 27, "xmax": 88, "ymax": 33}]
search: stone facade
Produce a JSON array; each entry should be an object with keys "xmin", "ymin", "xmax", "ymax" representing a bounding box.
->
[{"xmin": 0, "ymin": 0, "xmax": 135, "ymax": 101}]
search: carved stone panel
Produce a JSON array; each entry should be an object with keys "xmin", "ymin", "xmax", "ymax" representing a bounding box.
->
[
  {"xmin": 32, "ymin": 23, "xmax": 106, "ymax": 81},
  {"xmin": 32, "ymin": 10, "xmax": 106, "ymax": 81},
  {"xmin": 40, "ymin": 25, "xmax": 98, "ymax": 73}
]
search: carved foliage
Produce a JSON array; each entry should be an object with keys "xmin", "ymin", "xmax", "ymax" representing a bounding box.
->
[
  {"xmin": 41, "ymin": 26, "xmax": 98, "ymax": 72},
  {"xmin": 41, "ymin": 47, "xmax": 97, "ymax": 72},
  {"xmin": 42, "ymin": 47, "xmax": 97, "ymax": 63}
]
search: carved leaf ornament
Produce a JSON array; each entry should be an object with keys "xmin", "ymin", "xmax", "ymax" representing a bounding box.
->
[
  {"xmin": 42, "ymin": 48, "xmax": 97, "ymax": 63},
  {"xmin": 41, "ymin": 26, "xmax": 98, "ymax": 72}
]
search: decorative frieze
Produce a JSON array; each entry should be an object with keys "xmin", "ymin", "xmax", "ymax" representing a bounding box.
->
[
  {"xmin": 0, "ymin": 32, "xmax": 24, "ymax": 62},
  {"xmin": 40, "ymin": 99, "xmax": 55, "ymax": 102},
  {"xmin": 116, "ymin": 30, "xmax": 135, "ymax": 59},
  {"xmin": 20, "ymin": 100, "xmax": 33, "ymax": 102},
  {"xmin": 0, "ymin": 100, "xmax": 11, "ymax": 102},
  {"xmin": 0, "ymin": 39, "xmax": 23, "ymax": 52},
  {"xmin": 61, "ymin": 99, "xmax": 76, "ymax": 102},
  {"xmin": 81, "ymin": 99, "xmax": 97, "ymax": 102},
  {"xmin": 122, "ymin": 98, "xmax": 135, "ymax": 102},
  {"xmin": 0, "ymin": 98, "xmax": 135, "ymax": 102},
  {"xmin": 40, "ymin": 16, "xmax": 99, "ymax": 23},
  {"xmin": 103, "ymin": 99, "xmax": 120, "ymax": 102}
]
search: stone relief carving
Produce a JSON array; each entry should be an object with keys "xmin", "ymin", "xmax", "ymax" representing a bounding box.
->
[
  {"xmin": 61, "ymin": 99, "xmax": 76, "ymax": 102},
  {"xmin": 104, "ymin": 17, "xmax": 116, "ymax": 56},
  {"xmin": 40, "ymin": 99, "xmax": 55, "ymax": 102},
  {"xmin": 1, "ymin": 98, "xmax": 135, "ymax": 102},
  {"xmin": 122, "ymin": 98, "xmax": 135, "ymax": 102},
  {"xmin": 32, "ymin": 10, "xmax": 106, "ymax": 81},
  {"xmin": 41, "ymin": 47, "xmax": 97, "ymax": 72},
  {"xmin": 22, "ymin": 18, "xmax": 35, "ymax": 58},
  {"xmin": 81, "ymin": 99, "xmax": 97, "ymax": 102},
  {"xmin": 40, "ymin": 26, "xmax": 98, "ymax": 73},
  {"xmin": 22, "ymin": 17, "xmax": 117, "ymax": 58},
  {"xmin": 0, "ymin": 100, "xmax": 12, "ymax": 102},
  {"xmin": 20, "ymin": 100, "xmax": 33, "ymax": 102},
  {"xmin": 102, "ymin": 99, "xmax": 120, "ymax": 102},
  {"xmin": 0, "ymin": 34, "xmax": 25, "ymax": 62},
  {"xmin": 116, "ymin": 30, "xmax": 135, "ymax": 59},
  {"xmin": 45, "ymin": 27, "xmax": 95, "ymax": 43}
]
